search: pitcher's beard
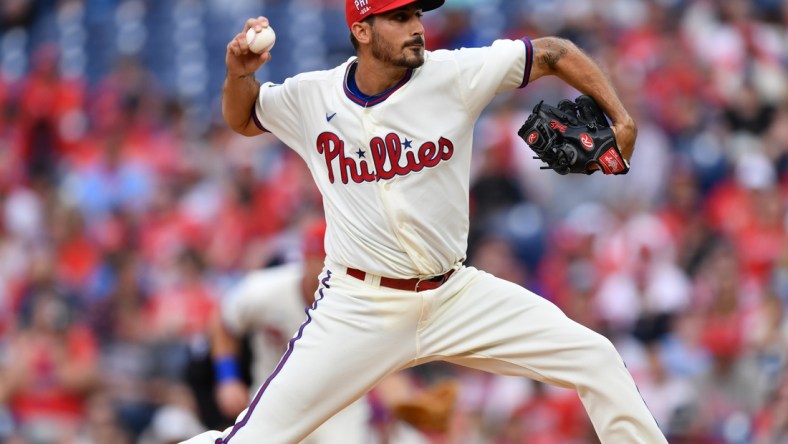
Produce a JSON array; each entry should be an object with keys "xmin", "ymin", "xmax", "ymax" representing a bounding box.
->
[{"xmin": 371, "ymin": 33, "xmax": 425, "ymax": 68}]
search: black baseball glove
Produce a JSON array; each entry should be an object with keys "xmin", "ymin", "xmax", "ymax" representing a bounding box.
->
[{"xmin": 517, "ymin": 95, "xmax": 630, "ymax": 175}]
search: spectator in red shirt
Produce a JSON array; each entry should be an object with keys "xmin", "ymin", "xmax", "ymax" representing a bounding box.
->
[{"xmin": 0, "ymin": 290, "xmax": 99, "ymax": 443}]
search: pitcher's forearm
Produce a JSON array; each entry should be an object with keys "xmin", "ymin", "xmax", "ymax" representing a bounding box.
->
[
  {"xmin": 222, "ymin": 73, "xmax": 263, "ymax": 136},
  {"xmin": 222, "ymin": 16, "xmax": 271, "ymax": 136},
  {"xmin": 530, "ymin": 38, "xmax": 625, "ymax": 120},
  {"xmin": 530, "ymin": 37, "xmax": 637, "ymax": 159}
]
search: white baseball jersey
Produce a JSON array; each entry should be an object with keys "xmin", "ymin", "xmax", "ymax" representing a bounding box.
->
[{"xmin": 253, "ymin": 39, "xmax": 533, "ymax": 279}]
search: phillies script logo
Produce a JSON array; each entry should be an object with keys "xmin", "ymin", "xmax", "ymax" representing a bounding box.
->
[
  {"xmin": 527, "ymin": 132, "xmax": 539, "ymax": 145},
  {"xmin": 549, "ymin": 120, "xmax": 568, "ymax": 133},
  {"xmin": 580, "ymin": 133, "xmax": 594, "ymax": 150},
  {"xmin": 316, "ymin": 132, "xmax": 454, "ymax": 184}
]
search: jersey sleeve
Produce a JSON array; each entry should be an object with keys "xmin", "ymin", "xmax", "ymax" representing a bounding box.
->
[
  {"xmin": 253, "ymin": 77, "xmax": 305, "ymax": 154},
  {"xmin": 452, "ymin": 37, "xmax": 533, "ymax": 117},
  {"xmin": 220, "ymin": 271, "xmax": 276, "ymax": 336}
]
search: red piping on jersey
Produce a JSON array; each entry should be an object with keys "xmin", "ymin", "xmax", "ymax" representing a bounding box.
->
[
  {"xmin": 519, "ymin": 37, "xmax": 533, "ymax": 89},
  {"xmin": 343, "ymin": 60, "xmax": 414, "ymax": 107}
]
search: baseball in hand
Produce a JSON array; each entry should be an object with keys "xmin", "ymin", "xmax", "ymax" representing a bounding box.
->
[{"xmin": 246, "ymin": 25, "xmax": 276, "ymax": 54}]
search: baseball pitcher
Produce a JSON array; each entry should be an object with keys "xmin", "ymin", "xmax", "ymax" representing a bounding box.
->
[{"xmin": 184, "ymin": 0, "xmax": 667, "ymax": 442}]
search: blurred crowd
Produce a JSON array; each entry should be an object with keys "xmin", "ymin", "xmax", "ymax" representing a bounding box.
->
[{"xmin": 0, "ymin": 0, "xmax": 787, "ymax": 443}]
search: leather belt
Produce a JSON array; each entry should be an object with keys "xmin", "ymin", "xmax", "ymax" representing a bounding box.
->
[{"xmin": 346, "ymin": 267, "xmax": 455, "ymax": 292}]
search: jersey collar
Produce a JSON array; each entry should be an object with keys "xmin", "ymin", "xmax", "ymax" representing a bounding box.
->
[{"xmin": 343, "ymin": 59, "xmax": 414, "ymax": 108}]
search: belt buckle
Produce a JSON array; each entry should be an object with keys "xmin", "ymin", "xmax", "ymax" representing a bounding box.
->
[
  {"xmin": 414, "ymin": 273, "xmax": 446, "ymax": 292},
  {"xmin": 414, "ymin": 277, "xmax": 428, "ymax": 292}
]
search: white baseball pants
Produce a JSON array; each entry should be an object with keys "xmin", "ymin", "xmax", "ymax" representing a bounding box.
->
[{"xmin": 182, "ymin": 263, "xmax": 667, "ymax": 444}]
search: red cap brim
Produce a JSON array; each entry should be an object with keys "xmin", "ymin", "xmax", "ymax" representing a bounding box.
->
[{"xmin": 376, "ymin": 0, "xmax": 444, "ymax": 15}]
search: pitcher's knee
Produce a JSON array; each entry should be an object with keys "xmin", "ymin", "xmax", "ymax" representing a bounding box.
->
[{"xmin": 583, "ymin": 331, "xmax": 626, "ymax": 372}]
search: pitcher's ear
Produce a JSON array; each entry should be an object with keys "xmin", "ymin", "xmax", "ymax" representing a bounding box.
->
[{"xmin": 351, "ymin": 21, "xmax": 373, "ymax": 45}]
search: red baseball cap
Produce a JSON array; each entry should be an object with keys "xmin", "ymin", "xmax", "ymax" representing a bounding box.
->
[{"xmin": 346, "ymin": 0, "xmax": 444, "ymax": 29}]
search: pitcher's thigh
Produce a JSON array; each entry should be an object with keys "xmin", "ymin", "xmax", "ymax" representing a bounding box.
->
[
  {"xmin": 426, "ymin": 270, "xmax": 666, "ymax": 443},
  {"xmin": 424, "ymin": 269, "xmax": 620, "ymax": 387},
  {"xmin": 218, "ymin": 290, "xmax": 416, "ymax": 443}
]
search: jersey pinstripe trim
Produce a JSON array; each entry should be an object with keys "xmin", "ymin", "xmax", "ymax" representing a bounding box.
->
[
  {"xmin": 216, "ymin": 271, "xmax": 333, "ymax": 444},
  {"xmin": 343, "ymin": 61, "xmax": 414, "ymax": 107},
  {"xmin": 519, "ymin": 37, "xmax": 533, "ymax": 89},
  {"xmin": 251, "ymin": 102, "xmax": 269, "ymax": 133}
]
